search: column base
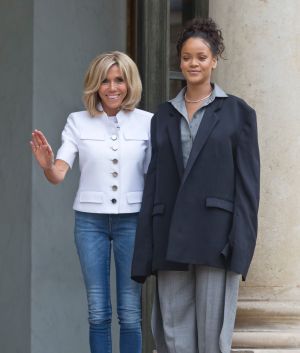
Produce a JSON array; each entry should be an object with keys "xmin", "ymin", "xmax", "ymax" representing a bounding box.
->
[{"xmin": 232, "ymin": 300, "xmax": 300, "ymax": 351}]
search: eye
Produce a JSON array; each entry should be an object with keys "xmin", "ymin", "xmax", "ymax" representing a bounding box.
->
[
  {"xmin": 182, "ymin": 56, "xmax": 190, "ymax": 61},
  {"xmin": 116, "ymin": 77, "xmax": 124, "ymax": 83},
  {"xmin": 101, "ymin": 78, "xmax": 108, "ymax": 84}
]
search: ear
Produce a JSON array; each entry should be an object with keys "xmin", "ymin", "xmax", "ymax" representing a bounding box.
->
[{"xmin": 212, "ymin": 57, "xmax": 218, "ymax": 69}]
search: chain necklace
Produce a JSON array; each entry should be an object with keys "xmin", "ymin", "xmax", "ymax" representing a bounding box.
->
[{"xmin": 184, "ymin": 90, "xmax": 212, "ymax": 103}]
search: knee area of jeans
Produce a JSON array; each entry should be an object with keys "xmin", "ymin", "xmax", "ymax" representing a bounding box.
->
[
  {"xmin": 117, "ymin": 309, "xmax": 141, "ymax": 324},
  {"xmin": 89, "ymin": 318, "xmax": 112, "ymax": 328},
  {"xmin": 119, "ymin": 321, "xmax": 142, "ymax": 332}
]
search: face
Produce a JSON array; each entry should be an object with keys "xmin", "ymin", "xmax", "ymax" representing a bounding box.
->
[
  {"xmin": 98, "ymin": 64, "xmax": 128, "ymax": 116},
  {"xmin": 180, "ymin": 37, "xmax": 217, "ymax": 86}
]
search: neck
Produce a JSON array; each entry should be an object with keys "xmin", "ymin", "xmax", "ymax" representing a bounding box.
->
[{"xmin": 185, "ymin": 82, "xmax": 212, "ymax": 100}]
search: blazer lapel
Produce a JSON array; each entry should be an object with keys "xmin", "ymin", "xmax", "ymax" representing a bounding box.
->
[
  {"xmin": 167, "ymin": 110, "xmax": 184, "ymax": 179},
  {"xmin": 181, "ymin": 99, "xmax": 223, "ymax": 187}
]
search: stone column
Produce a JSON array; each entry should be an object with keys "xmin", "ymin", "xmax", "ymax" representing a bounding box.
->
[
  {"xmin": 0, "ymin": 1, "xmax": 127, "ymax": 353},
  {"xmin": 210, "ymin": 1, "xmax": 300, "ymax": 352}
]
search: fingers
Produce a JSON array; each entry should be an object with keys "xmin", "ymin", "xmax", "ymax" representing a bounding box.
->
[
  {"xmin": 36, "ymin": 130, "xmax": 49, "ymax": 145},
  {"xmin": 31, "ymin": 130, "xmax": 52, "ymax": 149},
  {"xmin": 31, "ymin": 130, "xmax": 44, "ymax": 146},
  {"xmin": 29, "ymin": 141, "xmax": 37, "ymax": 153}
]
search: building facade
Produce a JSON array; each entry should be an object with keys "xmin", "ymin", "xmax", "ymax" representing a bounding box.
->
[{"xmin": 1, "ymin": 1, "xmax": 299, "ymax": 353}]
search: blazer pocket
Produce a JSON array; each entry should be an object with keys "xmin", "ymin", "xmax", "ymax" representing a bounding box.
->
[
  {"xmin": 152, "ymin": 204, "xmax": 165, "ymax": 216},
  {"xmin": 123, "ymin": 130, "xmax": 149, "ymax": 141},
  {"xmin": 206, "ymin": 197, "xmax": 234, "ymax": 213},
  {"xmin": 127, "ymin": 191, "xmax": 143, "ymax": 204},
  {"xmin": 79, "ymin": 132, "xmax": 105, "ymax": 141},
  {"xmin": 80, "ymin": 191, "xmax": 104, "ymax": 203},
  {"xmin": 220, "ymin": 242, "xmax": 232, "ymax": 259}
]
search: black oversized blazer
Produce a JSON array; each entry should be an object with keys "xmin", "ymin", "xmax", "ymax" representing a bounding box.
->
[{"xmin": 132, "ymin": 94, "xmax": 260, "ymax": 283}]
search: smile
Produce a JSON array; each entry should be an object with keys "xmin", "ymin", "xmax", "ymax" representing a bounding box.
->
[{"xmin": 106, "ymin": 95, "xmax": 121, "ymax": 100}]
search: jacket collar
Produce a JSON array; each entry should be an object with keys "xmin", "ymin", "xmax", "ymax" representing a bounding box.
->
[
  {"xmin": 180, "ymin": 98, "xmax": 223, "ymax": 188},
  {"xmin": 95, "ymin": 103, "xmax": 131, "ymax": 124},
  {"xmin": 166, "ymin": 93, "xmax": 226, "ymax": 186},
  {"xmin": 169, "ymin": 83, "xmax": 228, "ymax": 118}
]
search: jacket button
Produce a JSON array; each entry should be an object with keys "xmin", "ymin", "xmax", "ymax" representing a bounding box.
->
[
  {"xmin": 112, "ymin": 159, "xmax": 118, "ymax": 164},
  {"xmin": 112, "ymin": 185, "xmax": 118, "ymax": 191},
  {"xmin": 111, "ymin": 198, "xmax": 117, "ymax": 204},
  {"xmin": 111, "ymin": 134, "xmax": 118, "ymax": 141},
  {"xmin": 112, "ymin": 172, "xmax": 118, "ymax": 177}
]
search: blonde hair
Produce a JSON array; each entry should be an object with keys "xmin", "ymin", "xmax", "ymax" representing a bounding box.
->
[{"xmin": 83, "ymin": 51, "xmax": 142, "ymax": 116}]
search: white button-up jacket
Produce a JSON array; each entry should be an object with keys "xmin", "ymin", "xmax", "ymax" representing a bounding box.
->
[{"xmin": 56, "ymin": 108, "xmax": 152, "ymax": 214}]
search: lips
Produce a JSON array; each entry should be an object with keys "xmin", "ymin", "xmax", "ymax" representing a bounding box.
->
[{"xmin": 106, "ymin": 94, "xmax": 121, "ymax": 100}]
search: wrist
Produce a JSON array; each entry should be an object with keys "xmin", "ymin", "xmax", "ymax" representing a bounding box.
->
[{"xmin": 43, "ymin": 162, "xmax": 55, "ymax": 172}]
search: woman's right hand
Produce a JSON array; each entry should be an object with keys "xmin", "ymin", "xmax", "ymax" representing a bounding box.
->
[{"xmin": 30, "ymin": 130, "xmax": 54, "ymax": 170}]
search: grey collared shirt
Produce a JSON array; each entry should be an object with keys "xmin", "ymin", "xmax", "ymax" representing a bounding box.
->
[{"xmin": 169, "ymin": 84, "xmax": 228, "ymax": 168}]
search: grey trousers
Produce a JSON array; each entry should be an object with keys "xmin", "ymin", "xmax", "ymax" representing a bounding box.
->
[{"xmin": 152, "ymin": 266, "xmax": 240, "ymax": 353}]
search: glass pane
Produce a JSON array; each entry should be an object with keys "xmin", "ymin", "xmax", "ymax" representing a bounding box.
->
[
  {"xmin": 170, "ymin": 79, "xmax": 185, "ymax": 99},
  {"xmin": 170, "ymin": 0, "xmax": 183, "ymax": 72},
  {"xmin": 169, "ymin": 0, "xmax": 196, "ymax": 99}
]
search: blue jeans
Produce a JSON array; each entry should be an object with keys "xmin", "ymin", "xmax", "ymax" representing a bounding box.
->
[{"xmin": 74, "ymin": 211, "xmax": 142, "ymax": 353}]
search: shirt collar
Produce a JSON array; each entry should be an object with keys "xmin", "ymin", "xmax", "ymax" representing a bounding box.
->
[{"xmin": 169, "ymin": 83, "xmax": 227, "ymax": 111}]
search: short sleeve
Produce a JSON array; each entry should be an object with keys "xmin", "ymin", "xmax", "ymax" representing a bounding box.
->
[{"xmin": 56, "ymin": 114, "xmax": 79, "ymax": 168}]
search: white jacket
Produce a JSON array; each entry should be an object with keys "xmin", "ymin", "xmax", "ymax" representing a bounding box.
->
[{"xmin": 56, "ymin": 108, "xmax": 152, "ymax": 214}]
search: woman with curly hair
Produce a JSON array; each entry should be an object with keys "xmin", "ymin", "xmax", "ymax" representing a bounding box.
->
[{"xmin": 132, "ymin": 18, "xmax": 260, "ymax": 353}]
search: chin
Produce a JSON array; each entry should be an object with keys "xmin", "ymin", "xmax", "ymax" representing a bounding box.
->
[{"xmin": 187, "ymin": 79, "xmax": 204, "ymax": 85}]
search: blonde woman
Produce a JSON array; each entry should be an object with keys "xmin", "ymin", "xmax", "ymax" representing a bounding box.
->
[{"xmin": 30, "ymin": 52, "xmax": 152, "ymax": 353}]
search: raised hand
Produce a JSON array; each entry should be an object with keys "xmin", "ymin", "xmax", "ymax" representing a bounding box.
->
[{"xmin": 30, "ymin": 130, "xmax": 54, "ymax": 170}]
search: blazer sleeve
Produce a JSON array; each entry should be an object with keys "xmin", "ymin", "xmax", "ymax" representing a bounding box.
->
[
  {"xmin": 227, "ymin": 108, "xmax": 260, "ymax": 280},
  {"xmin": 131, "ymin": 115, "xmax": 158, "ymax": 283},
  {"xmin": 56, "ymin": 114, "xmax": 79, "ymax": 168}
]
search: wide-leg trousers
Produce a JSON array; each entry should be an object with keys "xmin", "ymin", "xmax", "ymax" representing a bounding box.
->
[{"xmin": 152, "ymin": 266, "xmax": 240, "ymax": 353}]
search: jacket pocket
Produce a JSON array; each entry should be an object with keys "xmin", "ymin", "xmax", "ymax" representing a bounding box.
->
[
  {"xmin": 206, "ymin": 197, "xmax": 234, "ymax": 213},
  {"xmin": 79, "ymin": 132, "xmax": 105, "ymax": 141},
  {"xmin": 123, "ymin": 130, "xmax": 149, "ymax": 141},
  {"xmin": 220, "ymin": 242, "xmax": 232, "ymax": 259},
  {"xmin": 80, "ymin": 191, "xmax": 104, "ymax": 203},
  {"xmin": 127, "ymin": 191, "xmax": 143, "ymax": 204},
  {"xmin": 152, "ymin": 204, "xmax": 165, "ymax": 216}
]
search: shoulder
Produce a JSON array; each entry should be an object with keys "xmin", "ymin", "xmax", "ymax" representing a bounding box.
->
[
  {"xmin": 225, "ymin": 94, "xmax": 255, "ymax": 115},
  {"xmin": 222, "ymin": 95, "xmax": 257, "ymax": 133},
  {"xmin": 156, "ymin": 101, "xmax": 174, "ymax": 113},
  {"xmin": 152, "ymin": 102, "xmax": 178, "ymax": 121},
  {"xmin": 124, "ymin": 108, "xmax": 153, "ymax": 129},
  {"xmin": 66, "ymin": 110, "xmax": 92, "ymax": 126},
  {"xmin": 129, "ymin": 108, "xmax": 153, "ymax": 121},
  {"xmin": 67, "ymin": 110, "xmax": 92, "ymax": 120}
]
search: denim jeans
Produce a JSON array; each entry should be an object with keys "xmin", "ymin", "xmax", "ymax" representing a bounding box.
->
[{"xmin": 74, "ymin": 211, "xmax": 142, "ymax": 353}]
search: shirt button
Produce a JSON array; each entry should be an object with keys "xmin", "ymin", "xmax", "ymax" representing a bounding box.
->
[
  {"xmin": 111, "ymin": 146, "xmax": 118, "ymax": 151},
  {"xmin": 111, "ymin": 198, "xmax": 117, "ymax": 204},
  {"xmin": 112, "ymin": 159, "xmax": 118, "ymax": 164},
  {"xmin": 112, "ymin": 172, "xmax": 118, "ymax": 177},
  {"xmin": 112, "ymin": 185, "xmax": 118, "ymax": 191},
  {"xmin": 111, "ymin": 134, "xmax": 118, "ymax": 141}
]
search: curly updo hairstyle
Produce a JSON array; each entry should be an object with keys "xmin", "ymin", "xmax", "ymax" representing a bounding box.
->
[{"xmin": 176, "ymin": 18, "xmax": 225, "ymax": 59}]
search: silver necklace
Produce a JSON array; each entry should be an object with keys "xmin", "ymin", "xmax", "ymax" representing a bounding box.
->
[{"xmin": 184, "ymin": 90, "xmax": 212, "ymax": 103}]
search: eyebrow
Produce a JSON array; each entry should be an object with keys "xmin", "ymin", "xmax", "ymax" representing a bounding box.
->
[{"xmin": 181, "ymin": 51, "xmax": 208, "ymax": 55}]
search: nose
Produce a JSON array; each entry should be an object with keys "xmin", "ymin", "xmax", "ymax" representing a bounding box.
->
[
  {"xmin": 190, "ymin": 57, "xmax": 198, "ymax": 67},
  {"xmin": 108, "ymin": 81, "xmax": 117, "ymax": 91}
]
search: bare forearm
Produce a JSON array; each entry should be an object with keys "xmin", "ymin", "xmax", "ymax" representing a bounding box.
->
[{"xmin": 43, "ymin": 160, "xmax": 69, "ymax": 184}]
